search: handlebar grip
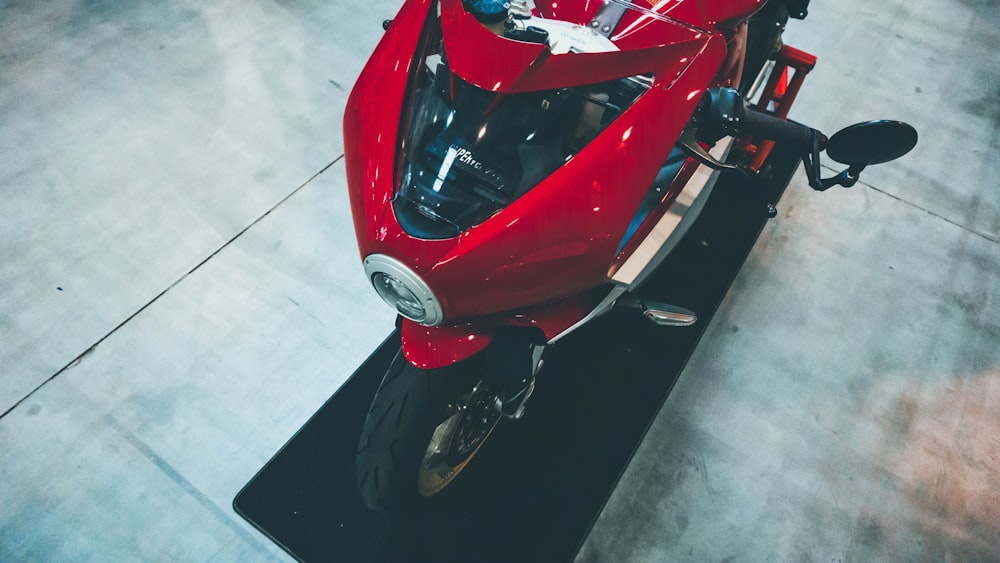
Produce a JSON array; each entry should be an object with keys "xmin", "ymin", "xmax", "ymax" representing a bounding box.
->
[{"xmin": 740, "ymin": 109, "xmax": 815, "ymax": 148}]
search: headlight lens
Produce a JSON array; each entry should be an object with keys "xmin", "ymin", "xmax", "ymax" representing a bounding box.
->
[
  {"xmin": 372, "ymin": 272, "xmax": 427, "ymax": 322},
  {"xmin": 363, "ymin": 254, "xmax": 444, "ymax": 326}
]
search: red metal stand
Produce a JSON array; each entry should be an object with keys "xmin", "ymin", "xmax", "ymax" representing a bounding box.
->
[{"xmin": 739, "ymin": 45, "xmax": 817, "ymax": 171}]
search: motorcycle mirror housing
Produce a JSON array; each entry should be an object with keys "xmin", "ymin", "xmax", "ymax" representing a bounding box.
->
[
  {"xmin": 803, "ymin": 119, "xmax": 917, "ymax": 192},
  {"xmin": 825, "ymin": 120, "xmax": 918, "ymax": 166}
]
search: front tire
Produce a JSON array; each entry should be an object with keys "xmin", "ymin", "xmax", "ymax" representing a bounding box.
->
[{"xmin": 355, "ymin": 350, "xmax": 501, "ymax": 512}]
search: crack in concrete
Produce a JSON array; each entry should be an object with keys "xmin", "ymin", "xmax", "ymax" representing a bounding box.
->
[
  {"xmin": 102, "ymin": 414, "xmax": 282, "ymax": 560},
  {"xmin": 820, "ymin": 163, "xmax": 999, "ymax": 244},
  {"xmin": 0, "ymin": 155, "xmax": 345, "ymax": 420}
]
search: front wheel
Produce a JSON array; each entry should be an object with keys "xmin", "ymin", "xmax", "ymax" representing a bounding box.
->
[{"xmin": 355, "ymin": 350, "xmax": 503, "ymax": 512}]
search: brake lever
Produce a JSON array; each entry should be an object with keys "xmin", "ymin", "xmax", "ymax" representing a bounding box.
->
[{"xmin": 676, "ymin": 128, "xmax": 749, "ymax": 177}]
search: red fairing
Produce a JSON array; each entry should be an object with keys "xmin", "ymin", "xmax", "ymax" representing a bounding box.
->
[
  {"xmin": 344, "ymin": 0, "xmax": 454, "ymax": 269},
  {"xmin": 345, "ymin": 0, "xmax": 734, "ymax": 368},
  {"xmin": 401, "ymin": 288, "xmax": 604, "ymax": 368},
  {"xmin": 656, "ymin": 0, "xmax": 768, "ymax": 29},
  {"xmin": 442, "ymin": 0, "xmax": 708, "ymax": 93},
  {"xmin": 423, "ymin": 39, "xmax": 727, "ymax": 319},
  {"xmin": 529, "ymin": 0, "xmax": 766, "ymax": 30},
  {"xmin": 529, "ymin": 0, "xmax": 601, "ymax": 24}
]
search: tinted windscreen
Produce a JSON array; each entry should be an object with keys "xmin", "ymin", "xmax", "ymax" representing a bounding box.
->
[{"xmin": 394, "ymin": 34, "xmax": 650, "ymax": 239}]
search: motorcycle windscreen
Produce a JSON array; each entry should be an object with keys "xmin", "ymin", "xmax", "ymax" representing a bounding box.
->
[{"xmin": 394, "ymin": 55, "xmax": 650, "ymax": 239}]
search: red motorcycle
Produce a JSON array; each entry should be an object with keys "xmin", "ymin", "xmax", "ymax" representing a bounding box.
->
[{"xmin": 343, "ymin": 0, "xmax": 916, "ymax": 511}]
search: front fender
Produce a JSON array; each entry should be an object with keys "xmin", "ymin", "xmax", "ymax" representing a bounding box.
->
[
  {"xmin": 400, "ymin": 320, "xmax": 494, "ymax": 369},
  {"xmin": 399, "ymin": 287, "xmax": 607, "ymax": 369}
]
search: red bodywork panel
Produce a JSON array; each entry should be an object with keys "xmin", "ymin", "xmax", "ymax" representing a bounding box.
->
[
  {"xmin": 532, "ymin": 0, "xmax": 766, "ymax": 32},
  {"xmin": 443, "ymin": 0, "xmax": 707, "ymax": 93},
  {"xmin": 400, "ymin": 287, "xmax": 603, "ymax": 368},
  {"xmin": 344, "ymin": 0, "xmax": 755, "ymax": 368}
]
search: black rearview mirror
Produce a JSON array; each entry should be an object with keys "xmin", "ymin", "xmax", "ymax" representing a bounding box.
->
[
  {"xmin": 826, "ymin": 120, "xmax": 918, "ymax": 167},
  {"xmin": 804, "ymin": 120, "xmax": 918, "ymax": 191}
]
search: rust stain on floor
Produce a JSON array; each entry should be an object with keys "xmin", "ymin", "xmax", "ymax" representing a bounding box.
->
[{"xmin": 881, "ymin": 368, "xmax": 1000, "ymax": 556}]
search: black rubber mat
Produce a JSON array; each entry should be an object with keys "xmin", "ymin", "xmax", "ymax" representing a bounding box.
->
[{"xmin": 234, "ymin": 144, "xmax": 801, "ymax": 562}]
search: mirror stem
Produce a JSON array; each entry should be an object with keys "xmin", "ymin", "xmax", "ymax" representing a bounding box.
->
[{"xmin": 802, "ymin": 132, "xmax": 866, "ymax": 191}]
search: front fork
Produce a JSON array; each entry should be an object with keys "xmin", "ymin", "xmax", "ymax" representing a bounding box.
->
[{"xmin": 481, "ymin": 326, "xmax": 546, "ymax": 420}]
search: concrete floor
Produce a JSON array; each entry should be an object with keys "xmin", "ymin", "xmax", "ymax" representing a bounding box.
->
[{"xmin": 1, "ymin": 0, "xmax": 996, "ymax": 561}]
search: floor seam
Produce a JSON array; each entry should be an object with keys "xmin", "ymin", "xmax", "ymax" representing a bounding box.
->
[
  {"xmin": 103, "ymin": 414, "xmax": 280, "ymax": 559},
  {"xmin": 0, "ymin": 155, "xmax": 345, "ymax": 420},
  {"xmin": 820, "ymin": 163, "xmax": 998, "ymax": 244}
]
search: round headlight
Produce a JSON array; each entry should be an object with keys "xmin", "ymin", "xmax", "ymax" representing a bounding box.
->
[
  {"xmin": 372, "ymin": 272, "xmax": 427, "ymax": 321},
  {"xmin": 363, "ymin": 254, "xmax": 444, "ymax": 326}
]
